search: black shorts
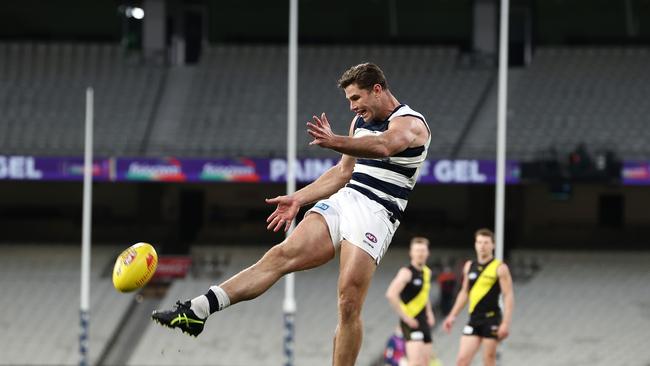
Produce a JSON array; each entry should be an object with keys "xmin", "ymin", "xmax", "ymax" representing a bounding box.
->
[
  {"xmin": 463, "ymin": 314, "xmax": 502, "ymax": 339},
  {"xmin": 400, "ymin": 313, "xmax": 432, "ymax": 343}
]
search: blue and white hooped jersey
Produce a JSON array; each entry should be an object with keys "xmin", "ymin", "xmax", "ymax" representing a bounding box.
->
[{"xmin": 345, "ymin": 104, "xmax": 430, "ymax": 222}]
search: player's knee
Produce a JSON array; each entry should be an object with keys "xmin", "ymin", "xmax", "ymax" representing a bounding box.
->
[
  {"xmin": 483, "ymin": 348, "xmax": 497, "ymax": 363},
  {"xmin": 408, "ymin": 356, "xmax": 427, "ymax": 366},
  {"xmin": 456, "ymin": 354, "xmax": 472, "ymax": 366},
  {"xmin": 337, "ymin": 289, "xmax": 362, "ymax": 323},
  {"xmin": 265, "ymin": 241, "xmax": 297, "ymax": 274}
]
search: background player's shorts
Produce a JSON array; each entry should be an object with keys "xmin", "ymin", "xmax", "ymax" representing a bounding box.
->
[
  {"xmin": 463, "ymin": 315, "xmax": 502, "ymax": 339},
  {"xmin": 400, "ymin": 312, "xmax": 432, "ymax": 343},
  {"xmin": 306, "ymin": 187, "xmax": 398, "ymax": 264}
]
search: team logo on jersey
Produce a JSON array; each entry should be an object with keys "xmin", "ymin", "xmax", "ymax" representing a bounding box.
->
[
  {"xmin": 413, "ymin": 278, "xmax": 422, "ymax": 286},
  {"xmin": 468, "ymin": 272, "xmax": 478, "ymax": 280},
  {"xmin": 315, "ymin": 202, "xmax": 329, "ymax": 210},
  {"xmin": 365, "ymin": 232, "xmax": 377, "ymax": 243}
]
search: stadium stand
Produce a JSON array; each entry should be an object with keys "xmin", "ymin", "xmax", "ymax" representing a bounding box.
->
[
  {"xmin": 1, "ymin": 244, "xmax": 647, "ymax": 366},
  {"xmin": 0, "ymin": 244, "xmax": 132, "ymax": 366},
  {"xmin": 0, "ymin": 42, "xmax": 491, "ymax": 159},
  {"xmin": 460, "ymin": 47, "xmax": 650, "ymax": 160},
  {"xmin": 144, "ymin": 45, "xmax": 492, "ymax": 158},
  {"xmin": 433, "ymin": 250, "xmax": 650, "ymax": 366},
  {"xmin": 0, "ymin": 42, "xmax": 164, "ymax": 157},
  {"xmin": 3, "ymin": 43, "xmax": 650, "ymax": 161}
]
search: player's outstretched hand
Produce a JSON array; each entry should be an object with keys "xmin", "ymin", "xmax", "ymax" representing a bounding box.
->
[
  {"xmin": 265, "ymin": 195, "xmax": 300, "ymax": 232},
  {"xmin": 307, "ymin": 112, "xmax": 336, "ymax": 148}
]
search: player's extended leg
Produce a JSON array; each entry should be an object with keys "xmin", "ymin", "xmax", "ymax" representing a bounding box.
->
[
  {"xmin": 152, "ymin": 213, "xmax": 335, "ymax": 336},
  {"xmin": 405, "ymin": 341, "xmax": 431, "ymax": 366},
  {"xmin": 332, "ymin": 241, "xmax": 377, "ymax": 366},
  {"xmin": 480, "ymin": 338, "xmax": 498, "ymax": 366},
  {"xmin": 456, "ymin": 335, "xmax": 481, "ymax": 366},
  {"xmin": 219, "ymin": 213, "xmax": 335, "ymax": 304}
]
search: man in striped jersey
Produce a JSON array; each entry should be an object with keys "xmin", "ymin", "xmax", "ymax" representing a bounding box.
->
[
  {"xmin": 152, "ymin": 63, "xmax": 430, "ymax": 366},
  {"xmin": 442, "ymin": 228, "xmax": 515, "ymax": 366}
]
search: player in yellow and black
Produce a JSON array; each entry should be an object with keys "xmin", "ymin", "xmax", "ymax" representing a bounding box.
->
[
  {"xmin": 386, "ymin": 237, "xmax": 435, "ymax": 366},
  {"xmin": 443, "ymin": 228, "xmax": 514, "ymax": 366}
]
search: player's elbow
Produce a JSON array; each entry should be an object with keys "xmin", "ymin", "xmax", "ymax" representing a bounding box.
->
[
  {"xmin": 385, "ymin": 289, "xmax": 396, "ymax": 301},
  {"xmin": 337, "ymin": 164, "xmax": 354, "ymax": 181}
]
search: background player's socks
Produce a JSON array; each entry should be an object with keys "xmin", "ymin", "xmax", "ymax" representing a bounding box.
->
[{"xmin": 190, "ymin": 285, "xmax": 231, "ymax": 318}]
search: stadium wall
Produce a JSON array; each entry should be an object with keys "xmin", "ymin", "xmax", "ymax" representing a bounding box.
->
[{"xmin": 1, "ymin": 180, "xmax": 648, "ymax": 251}]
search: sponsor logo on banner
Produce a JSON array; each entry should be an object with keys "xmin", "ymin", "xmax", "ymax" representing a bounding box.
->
[
  {"xmin": 61, "ymin": 160, "xmax": 110, "ymax": 179},
  {"xmin": 270, "ymin": 158, "xmax": 337, "ymax": 182},
  {"xmin": 433, "ymin": 160, "xmax": 487, "ymax": 183},
  {"xmin": 125, "ymin": 158, "xmax": 186, "ymax": 181},
  {"xmin": 199, "ymin": 159, "xmax": 260, "ymax": 182},
  {"xmin": 622, "ymin": 162, "xmax": 650, "ymax": 184},
  {"xmin": 0, "ymin": 156, "xmax": 43, "ymax": 179}
]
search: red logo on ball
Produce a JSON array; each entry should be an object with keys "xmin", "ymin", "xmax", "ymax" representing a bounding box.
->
[{"xmin": 146, "ymin": 253, "xmax": 155, "ymax": 269}]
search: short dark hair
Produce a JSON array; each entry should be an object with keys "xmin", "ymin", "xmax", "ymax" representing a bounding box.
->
[
  {"xmin": 474, "ymin": 228, "xmax": 495, "ymax": 243},
  {"xmin": 337, "ymin": 63, "xmax": 388, "ymax": 91},
  {"xmin": 410, "ymin": 236, "xmax": 429, "ymax": 248}
]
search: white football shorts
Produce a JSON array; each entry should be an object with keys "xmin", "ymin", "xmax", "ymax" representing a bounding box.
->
[{"xmin": 306, "ymin": 187, "xmax": 399, "ymax": 264}]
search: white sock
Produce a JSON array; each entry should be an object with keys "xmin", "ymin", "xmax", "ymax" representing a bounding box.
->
[
  {"xmin": 190, "ymin": 285, "xmax": 231, "ymax": 319},
  {"xmin": 210, "ymin": 285, "xmax": 231, "ymax": 311},
  {"xmin": 190, "ymin": 295, "xmax": 210, "ymax": 319}
]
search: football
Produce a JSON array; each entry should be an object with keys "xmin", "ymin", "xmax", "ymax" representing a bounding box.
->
[{"xmin": 112, "ymin": 242, "xmax": 158, "ymax": 292}]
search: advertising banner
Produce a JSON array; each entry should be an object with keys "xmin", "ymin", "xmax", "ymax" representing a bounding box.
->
[
  {"xmin": 621, "ymin": 161, "xmax": 650, "ymax": 185},
  {"xmin": 4, "ymin": 155, "xmax": 647, "ymax": 185},
  {"xmin": 0, "ymin": 155, "xmax": 111, "ymax": 181}
]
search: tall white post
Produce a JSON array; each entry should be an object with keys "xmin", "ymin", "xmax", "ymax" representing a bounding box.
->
[
  {"xmin": 283, "ymin": 0, "xmax": 298, "ymax": 365},
  {"xmin": 80, "ymin": 87, "xmax": 94, "ymax": 366},
  {"xmin": 495, "ymin": 0, "xmax": 510, "ymax": 261}
]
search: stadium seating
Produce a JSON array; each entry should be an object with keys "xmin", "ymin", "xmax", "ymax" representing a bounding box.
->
[
  {"xmin": 2, "ymin": 43, "xmax": 650, "ymax": 160},
  {"xmin": 0, "ymin": 244, "xmax": 133, "ymax": 366},
  {"xmin": 2, "ymin": 244, "xmax": 648, "ymax": 366},
  {"xmin": 143, "ymin": 44, "xmax": 492, "ymax": 159},
  {"xmin": 0, "ymin": 42, "xmax": 164, "ymax": 157},
  {"xmin": 432, "ymin": 250, "xmax": 650, "ymax": 366},
  {"xmin": 461, "ymin": 47, "xmax": 650, "ymax": 159},
  {"xmin": 0, "ymin": 42, "xmax": 492, "ymax": 158}
]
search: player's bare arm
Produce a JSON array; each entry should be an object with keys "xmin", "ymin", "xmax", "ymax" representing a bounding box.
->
[
  {"xmin": 426, "ymin": 300, "xmax": 435, "ymax": 328},
  {"xmin": 497, "ymin": 263, "xmax": 514, "ymax": 340},
  {"xmin": 265, "ymin": 117, "xmax": 357, "ymax": 232},
  {"xmin": 443, "ymin": 260, "xmax": 471, "ymax": 333},
  {"xmin": 307, "ymin": 113, "xmax": 427, "ymax": 158},
  {"xmin": 385, "ymin": 267, "xmax": 419, "ymax": 328}
]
